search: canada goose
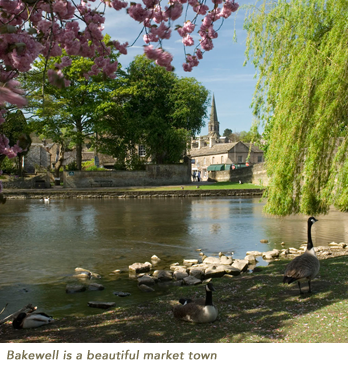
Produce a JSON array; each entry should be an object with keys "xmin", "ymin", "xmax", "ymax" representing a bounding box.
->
[
  {"xmin": 283, "ymin": 217, "xmax": 319, "ymax": 294},
  {"xmin": 173, "ymin": 283, "xmax": 218, "ymax": 323},
  {"xmin": 13, "ymin": 312, "xmax": 54, "ymax": 329}
]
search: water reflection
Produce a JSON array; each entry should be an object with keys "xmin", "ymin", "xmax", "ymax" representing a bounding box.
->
[{"xmin": 1, "ymin": 197, "xmax": 348, "ymax": 317}]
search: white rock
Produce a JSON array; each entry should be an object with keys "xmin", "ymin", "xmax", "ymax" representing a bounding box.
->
[
  {"xmin": 244, "ymin": 254, "xmax": 257, "ymax": 264},
  {"xmin": 246, "ymin": 251, "xmax": 263, "ymax": 257},
  {"xmin": 129, "ymin": 262, "xmax": 152, "ymax": 273},
  {"xmin": 231, "ymin": 259, "xmax": 249, "ymax": 272},
  {"xmin": 202, "ymin": 256, "xmax": 221, "ymax": 264},
  {"xmin": 183, "ymin": 259, "xmax": 199, "ymax": 266},
  {"xmin": 204, "ymin": 265, "xmax": 226, "ymax": 278},
  {"xmin": 173, "ymin": 270, "xmax": 189, "ymax": 280},
  {"xmin": 220, "ymin": 255, "xmax": 233, "ymax": 265}
]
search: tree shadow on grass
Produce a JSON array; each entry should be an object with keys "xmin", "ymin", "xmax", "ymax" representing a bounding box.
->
[{"xmin": 1, "ymin": 256, "xmax": 348, "ymax": 343}]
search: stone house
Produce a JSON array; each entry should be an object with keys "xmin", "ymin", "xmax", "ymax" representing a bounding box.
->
[{"xmin": 188, "ymin": 94, "xmax": 264, "ymax": 181}]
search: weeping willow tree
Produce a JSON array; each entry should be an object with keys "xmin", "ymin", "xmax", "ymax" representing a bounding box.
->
[{"xmin": 244, "ymin": 0, "xmax": 348, "ymax": 215}]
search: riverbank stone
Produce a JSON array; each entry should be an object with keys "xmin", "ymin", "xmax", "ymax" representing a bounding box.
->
[
  {"xmin": 188, "ymin": 266, "xmax": 205, "ymax": 280},
  {"xmin": 245, "ymin": 255, "xmax": 257, "ymax": 264},
  {"xmin": 153, "ymin": 270, "xmax": 173, "ymax": 281},
  {"xmin": 129, "ymin": 262, "xmax": 152, "ymax": 274},
  {"xmin": 88, "ymin": 301, "xmax": 115, "ymax": 309},
  {"xmin": 204, "ymin": 265, "xmax": 226, "ymax": 278},
  {"xmin": 183, "ymin": 259, "xmax": 199, "ymax": 266},
  {"xmin": 138, "ymin": 284, "xmax": 155, "ymax": 293},
  {"xmin": 75, "ymin": 267, "xmax": 101, "ymax": 279},
  {"xmin": 137, "ymin": 275, "xmax": 156, "ymax": 286},
  {"xmin": 219, "ymin": 255, "xmax": 233, "ymax": 265},
  {"xmin": 88, "ymin": 283, "xmax": 104, "ymax": 291},
  {"xmin": 246, "ymin": 251, "xmax": 263, "ymax": 257},
  {"xmin": 183, "ymin": 276, "xmax": 202, "ymax": 285},
  {"xmin": 232, "ymin": 259, "xmax": 249, "ymax": 272},
  {"xmin": 173, "ymin": 270, "xmax": 188, "ymax": 280},
  {"xmin": 113, "ymin": 291, "xmax": 131, "ymax": 297},
  {"xmin": 66, "ymin": 284, "xmax": 86, "ymax": 294},
  {"xmin": 202, "ymin": 256, "xmax": 221, "ymax": 264}
]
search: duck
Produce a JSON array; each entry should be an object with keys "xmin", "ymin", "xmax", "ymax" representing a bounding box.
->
[
  {"xmin": 12, "ymin": 312, "xmax": 54, "ymax": 329},
  {"xmin": 173, "ymin": 282, "xmax": 218, "ymax": 323},
  {"xmin": 283, "ymin": 216, "xmax": 320, "ymax": 294},
  {"xmin": 44, "ymin": 197, "xmax": 50, "ymax": 203}
]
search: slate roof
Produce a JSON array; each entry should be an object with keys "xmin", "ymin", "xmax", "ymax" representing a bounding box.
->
[{"xmin": 189, "ymin": 142, "xmax": 238, "ymax": 157}]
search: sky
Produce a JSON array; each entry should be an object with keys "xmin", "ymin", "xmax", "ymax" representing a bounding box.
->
[{"xmin": 102, "ymin": 1, "xmax": 257, "ymax": 137}]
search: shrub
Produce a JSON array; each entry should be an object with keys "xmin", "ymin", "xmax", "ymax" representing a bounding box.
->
[{"xmin": 1, "ymin": 157, "xmax": 17, "ymax": 175}]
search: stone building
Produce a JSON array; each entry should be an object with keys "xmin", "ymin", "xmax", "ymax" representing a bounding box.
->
[{"xmin": 188, "ymin": 94, "xmax": 264, "ymax": 181}]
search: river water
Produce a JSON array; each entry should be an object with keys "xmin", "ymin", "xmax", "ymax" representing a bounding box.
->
[{"xmin": 1, "ymin": 197, "xmax": 348, "ymax": 318}]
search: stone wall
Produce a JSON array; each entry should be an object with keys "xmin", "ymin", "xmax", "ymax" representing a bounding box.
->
[
  {"xmin": 2, "ymin": 174, "xmax": 51, "ymax": 189},
  {"xmin": 208, "ymin": 162, "xmax": 269, "ymax": 185},
  {"xmin": 251, "ymin": 162, "xmax": 269, "ymax": 186},
  {"xmin": 63, "ymin": 163, "xmax": 191, "ymax": 188}
]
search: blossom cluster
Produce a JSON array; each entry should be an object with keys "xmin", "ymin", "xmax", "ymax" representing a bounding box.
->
[{"xmin": 0, "ymin": 0, "xmax": 239, "ymax": 189}]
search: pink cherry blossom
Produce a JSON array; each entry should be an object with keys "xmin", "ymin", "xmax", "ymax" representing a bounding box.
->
[
  {"xmin": 0, "ymin": 0, "xmax": 237, "ymax": 163},
  {"xmin": 182, "ymin": 35, "xmax": 195, "ymax": 46}
]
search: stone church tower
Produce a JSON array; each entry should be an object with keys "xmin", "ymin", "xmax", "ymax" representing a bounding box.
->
[{"xmin": 208, "ymin": 94, "xmax": 220, "ymax": 137}]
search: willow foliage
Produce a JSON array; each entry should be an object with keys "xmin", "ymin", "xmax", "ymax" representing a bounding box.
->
[{"xmin": 244, "ymin": 0, "xmax": 348, "ymax": 215}]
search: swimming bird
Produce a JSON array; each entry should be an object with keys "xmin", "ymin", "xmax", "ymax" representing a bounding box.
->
[
  {"xmin": 283, "ymin": 216, "xmax": 320, "ymax": 294},
  {"xmin": 44, "ymin": 197, "xmax": 50, "ymax": 203},
  {"xmin": 12, "ymin": 312, "xmax": 54, "ymax": 329},
  {"xmin": 173, "ymin": 283, "xmax": 218, "ymax": 323}
]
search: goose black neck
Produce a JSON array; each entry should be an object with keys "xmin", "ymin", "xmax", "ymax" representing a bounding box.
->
[
  {"xmin": 307, "ymin": 221, "xmax": 314, "ymax": 250},
  {"xmin": 205, "ymin": 290, "xmax": 213, "ymax": 306}
]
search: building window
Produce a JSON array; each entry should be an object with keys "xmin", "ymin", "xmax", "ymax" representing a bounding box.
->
[
  {"xmin": 138, "ymin": 145, "xmax": 146, "ymax": 157},
  {"xmin": 238, "ymin": 156, "xmax": 243, "ymax": 163},
  {"xmin": 203, "ymin": 157, "xmax": 206, "ymax": 165},
  {"xmin": 212, "ymin": 157, "xmax": 215, "ymax": 164},
  {"xmin": 221, "ymin": 156, "xmax": 224, "ymax": 164},
  {"xmin": 258, "ymin": 156, "xmax": 263, "ymax": 163}
]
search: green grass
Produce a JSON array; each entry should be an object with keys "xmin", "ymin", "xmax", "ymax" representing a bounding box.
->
[
  {"xmin": 125, "ymin": 182, "xmax": 264, "ymax": 192},
  {"xmin": 1, "ymin": 256, "xmax": 348, "ymax": 343}
]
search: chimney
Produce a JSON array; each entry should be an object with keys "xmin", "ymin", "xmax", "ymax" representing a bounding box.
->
[{"xmin": 209, "ymin": 136, "xmax": 215, "ymax": 148}]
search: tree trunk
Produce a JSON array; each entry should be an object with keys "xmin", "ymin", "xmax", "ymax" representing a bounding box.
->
[
  {"xmin": 76, "ymin": 142, "xmax": 82, "ymax": 170},
  {"xmin": 54, "ymin": 145, "xmax": 65, "ymax": 178}
]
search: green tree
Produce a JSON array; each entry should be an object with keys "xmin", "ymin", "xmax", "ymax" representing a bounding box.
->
[
  {"xmin": 223, "ymin": 128, "xmax": 233, "ymax": 137},
  {"xmin": 0, "ymin": 110, "xmax": 31, "ymax": 176},
  {"xmin": 244, "ymin": 0, "xmax": 348, "ymax": 215},
  {"xmin": 21, "ymin": 39, "xmax": 120, "ymax": 171},
  {"xmin": 97, "ymin": 56, "xmax": 209, "ymax": 166}
]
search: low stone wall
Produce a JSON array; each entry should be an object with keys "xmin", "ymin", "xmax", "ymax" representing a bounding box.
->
[
  {"xmin": 3, "ymin": 188, "xmax": 264, "ymax": 200},
  {"xmin": 63, "ymin": 163, "xmax": 191, "ymax": 188},
  {"xmin": 208, "ymin": 162, "xmax": 269, "ymax": 186},
  {"xmin": 2, "ymin": 174, "xmax": 51, "ymax": 189}
]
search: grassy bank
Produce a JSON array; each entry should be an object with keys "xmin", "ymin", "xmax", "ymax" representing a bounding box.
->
[{"xmin": 1, "ymin": 256, "xmax": 348, "ymax": 343}]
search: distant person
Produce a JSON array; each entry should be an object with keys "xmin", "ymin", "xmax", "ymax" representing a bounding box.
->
[
  {"xmin": 239, "ymin": 180, "xmax": 242, "ymax": 184},
  {"xmin": 192, "ymin": 172, "xmax": 196, "ymax": 182},
  {"xmin": 197, "ymin": 171, "xmax": 201, "ymax": 182}
]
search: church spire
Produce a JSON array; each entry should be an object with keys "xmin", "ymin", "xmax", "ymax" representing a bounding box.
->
[{"xmin": 208, "ymin": 94, "xmax": 219, "ymax": 137}]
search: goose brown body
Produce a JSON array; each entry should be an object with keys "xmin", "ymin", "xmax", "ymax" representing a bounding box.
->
[
  {"xmin": 173, "ymin": 283, "xmax": 218, "ymax": 323},
  {"xmin": 283, "ymin": 217, "xmax": 320, "ymax": 294}
]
